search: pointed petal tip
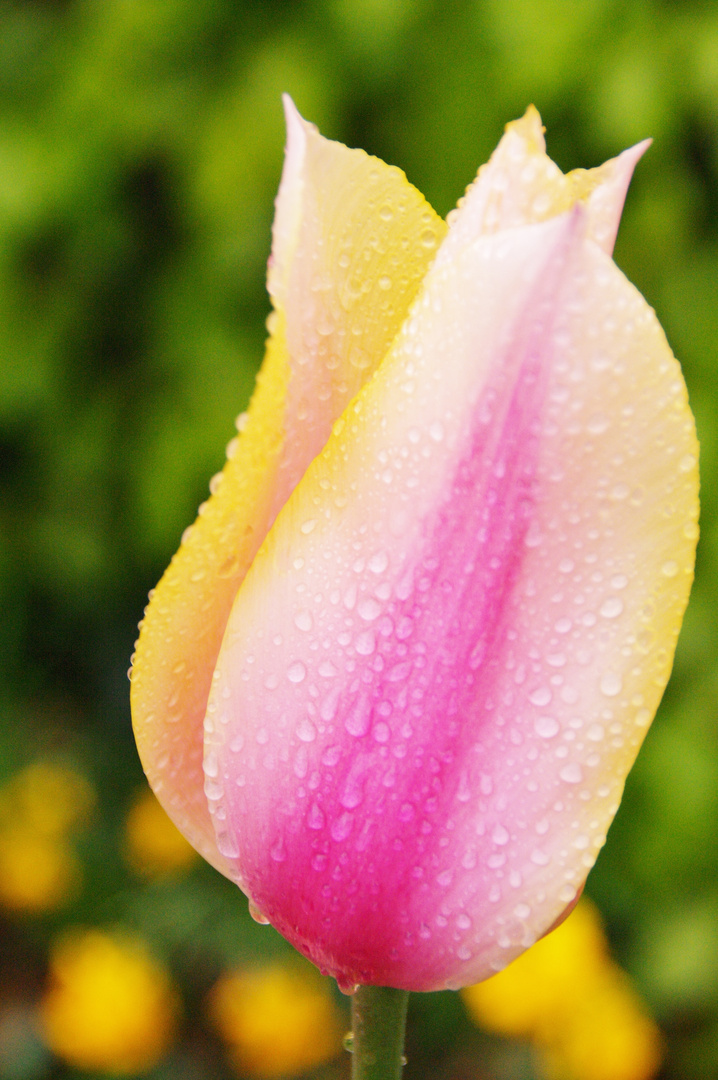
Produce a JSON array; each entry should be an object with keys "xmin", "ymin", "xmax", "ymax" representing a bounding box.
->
[
  {"xmin": 506, "ymin": 105, "xmax": 546, "ymax": 153},
  {"xmin": 618, "ymin": 137, "xmax": 652, "ymax": 171},
  {"xmin": 281, "ymin": 94, "xmax": 308, "ymax": 152}
]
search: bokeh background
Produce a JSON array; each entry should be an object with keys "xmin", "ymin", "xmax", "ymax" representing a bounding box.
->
[{"xmin": 1, "ymin": 1, "xmax": 717, "ymax": 1078}]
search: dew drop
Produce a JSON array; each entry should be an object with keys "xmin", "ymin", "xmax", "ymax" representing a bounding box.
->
[
  {"xmin": 358, "ymin": 598, "xmax": 381, "ymax": 622},
  {"xmin": 534, "ymin": 716, "xmax": 559, "ymax": 738},
  {"xmin": 355, "ymin": 630, "xmax": 376, "ymax": 656},
  {"xmin": 294, "ymin": 610, "xmax": 313, "ymax": 632},
  {"xmin": 248, "ymin": 900, "xmax": 270, "ymax": 925},
  {"xmin": 599, "ymin": 672, "xmax": 622, "ymax": 697},
  {"xmin": 587, "ymin": 413, "xmax": 610, "ymax": 435},
  {"xmin": 492, "ymin": 824, "xmax": 510, "ymax": 846},
  {"xmin": 529, "ymin": 687, "xmax": 552, "ymax": 707},
  {"xmin": 322, "ymin": 745, "xmax": 342, "ymax": 767},
  {"xmin": 600, "ymin": 597, "xmax": 623, "ymax": 619},
  {"xmin": 662, "ymin": 560, "xmax": 679, "ymax": 578},
  {"xmin": 368, "ymin": 551, "xmax": 389, "ymax": 574},
  {"xmin": 287, "ymin": 661, "xmax": 307, "ymax": 684},
  {"xmin": 270, "ymin": 837, "xmax": 287, "ymax": 862},
  {"xmin": 297, "ymin": 717, "xmax": 317, "ymax": 743},
  {"xmin": 331, "ymin": 812, "xmax": 354, "ymax": 840},
  {"xmin": 559, "ymin": 763, "xmax": 583, "ymax": 784}
]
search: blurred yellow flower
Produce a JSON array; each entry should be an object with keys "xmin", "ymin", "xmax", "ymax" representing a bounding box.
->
[
  {"xmin": 124, "ymin": 786, "xmax": 199, "ymax": 877},
  {"xmin": 461, "ymin": 899, "xmax": 662, "ymax": 1080},
  {"xmin": 0, "ymin": 762, "xmax": 94, "ymax": 912},
  {"xmin": 40, "ymin": 929, "xmax": 180, "ymax": 1075},
  {"xmin": 0, "ymin": 761, "xmax": 95, "ymax": 835},
  {"xmin": 207, "ymin": 962, "xmax": 344, "ymax": 1078},
  {"xmin": 0, "ymin": 827, "xmax": 80, "ymax": 912}
]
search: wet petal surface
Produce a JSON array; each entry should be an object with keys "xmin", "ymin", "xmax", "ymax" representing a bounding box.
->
[
  {"xmin": 206, "ymin": 195, "xmax": 697, "ymax": 989},
  {"xmin": 131, "ymin": 101, "xmax": 445, "ymax": 872}
]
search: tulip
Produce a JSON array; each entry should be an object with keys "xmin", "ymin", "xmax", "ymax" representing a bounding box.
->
[{"xmin": 131, "ymin": 99, "xmax": 698, "ymax": 995}]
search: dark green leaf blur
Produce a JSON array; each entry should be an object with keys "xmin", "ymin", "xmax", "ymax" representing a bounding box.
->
[{"xmin": 0, "ymin": 2, "xmax": 716, "ymax": 1079}]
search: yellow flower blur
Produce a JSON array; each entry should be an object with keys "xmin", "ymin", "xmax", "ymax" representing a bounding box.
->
[
  {"xmin": 40, "ymin": 930, "xmax": 179, "ymax": 1075},
  {"xmin": 208, "ymin": 962, "xmax": 344, "ymax": 1078},
  {"xmin": 124, "ymin": 786, "xmax": 199, "ymax": 877},
  {"xmin": 0, "ymin": 762, "xmax": 94, "ymax": 912},
  {"xmin": 461, "ymin": 899, "xmax": 662, "ymax": 1080}
]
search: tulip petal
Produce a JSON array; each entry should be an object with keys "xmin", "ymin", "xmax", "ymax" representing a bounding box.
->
[
  {"xmin": 131, "ymin": 103, "xmax": 445, "ymax": 873},
  {"xmin": 206, "ymin": 191, "xmax": 697, "ymax": 989},
  {"xmin": 449, "ymin": 106, "xmax": 649, "ymax": 255}
]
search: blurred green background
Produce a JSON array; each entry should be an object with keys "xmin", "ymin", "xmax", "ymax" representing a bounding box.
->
[{"xmin": 1, "ymin": 1, "xmax": 717, "ymax": 1078}]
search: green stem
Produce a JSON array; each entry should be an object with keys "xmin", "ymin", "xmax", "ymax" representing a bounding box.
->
[{"xmin": 350, "ymin": 985, "xmax": 410, "ymax": 1080}]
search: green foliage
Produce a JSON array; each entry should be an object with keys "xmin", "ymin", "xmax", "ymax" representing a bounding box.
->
[{"xmin": 1, "ymin": 1, "xmax": 717, "ymax": 1077}]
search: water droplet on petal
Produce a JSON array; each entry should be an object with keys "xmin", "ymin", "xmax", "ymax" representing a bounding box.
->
[
  {"xmin": 287, "ymin": 661, "xmax": 307, "ymax": 684},
  {"xmin": 492, "ymin": 824, "xmax": 510, "ymax": 845},
  {"xmin": 600, "ymin": 597, "xmax": 623, "ymax": 618},
  {"xmin": 270, "ymin": 837, "xmax": 286, "ymax": 862},
  {"xmin": 294, "ymin": 610, "xmax": 313, "ymax": 632},
  {"xmin": 599, "ymin": 672, "xmax": 622, "ymax": 697},
  {"xmin": 297, "ymin": 717, "xmax": 317, "ymax": 742},
  {"xmin": 249, "ymin": 901, "xmax": 270, "ymax": 925},
  {"xmin": 559, "ymin": 763, "xmax": 583, "ymax": 784},
  {"xmin": 534, "ymin": 717, "xmax": 559, "ymax": 738}
]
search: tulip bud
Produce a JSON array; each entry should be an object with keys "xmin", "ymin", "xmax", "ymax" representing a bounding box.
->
[{"xmin": 131, "ymin": 100, "xmax": 698, "ymax": 993}]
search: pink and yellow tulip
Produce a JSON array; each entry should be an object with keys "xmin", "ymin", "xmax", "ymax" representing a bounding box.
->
[{"xmin": 130, "ymin": 100, "xmax": 698, "ymax": 993}]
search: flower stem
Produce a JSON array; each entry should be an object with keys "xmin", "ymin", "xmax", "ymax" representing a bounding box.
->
[{"xmin": 350, "ymin": 985, "xmax": 410, "ymax": 1080}]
